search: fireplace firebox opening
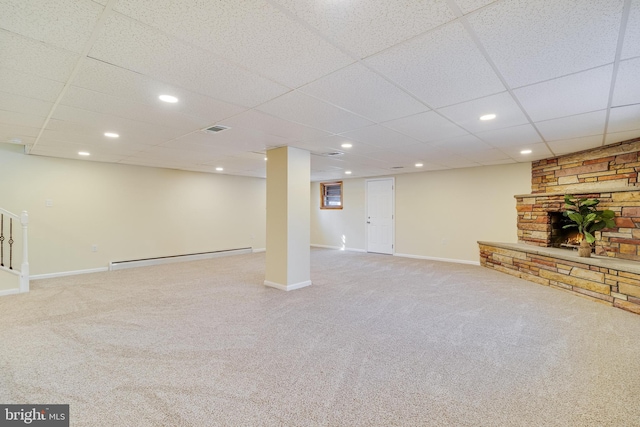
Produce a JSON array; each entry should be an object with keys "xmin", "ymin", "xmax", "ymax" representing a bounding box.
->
[{"xmin": 549, "ymin": 212, "xmax": 584, "ymax": 249}]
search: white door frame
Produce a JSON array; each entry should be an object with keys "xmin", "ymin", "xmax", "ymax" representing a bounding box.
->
[{"xmin": 365, "ymin": 177, "xmax": 395, "ymax": 254}]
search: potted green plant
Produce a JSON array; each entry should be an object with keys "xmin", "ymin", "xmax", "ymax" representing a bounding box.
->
[{"xmin": 563, "ymin": 195, "xmax": 615, "ymax": 257}]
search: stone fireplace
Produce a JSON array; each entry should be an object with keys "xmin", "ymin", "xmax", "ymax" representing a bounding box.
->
[{"xmin": 479, "ymin": 137, "xmax": 640, "ymax": 316}]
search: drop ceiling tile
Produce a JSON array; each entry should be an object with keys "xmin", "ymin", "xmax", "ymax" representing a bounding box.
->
[
  {"xmin": 0, "ymin": 30, "xmax": 79, "ymax": 82},
  {"xmin": 433, "ymin": 154, "xmax": 480, "ymax": 168},
  {"xmin": 221, "ymin": 109, "xmax": 330, "ymax": 142},
  {"xmin": 454, "ymin": 0, "xmax": 498, "ymax": 14},
  {"xmin": 469, "ymin": 0, "xmax": 623, "ymax": 88},
  {"xmin": 612, "ymin": 58, "xmax": 640, "ymax": 107},
  {"xmin": 357, "ymin": 150, "xmax": 417, "ymax": 165},
  {"xmin": 431, "ymin": 134, "xmax": 494, "ymax": 153},
  {"xmin": 383, "ymin": 111, "xmax": 468, "ymax": 143},
  {"xmin": 536, "ymin": 110, "xmax": 607, "ymax": 141},
  {"xmin": 113, "ymin": 0, "xmax": 354, "ymax": 88},
  {"xmin": 366, "ymin": 21, "xmax": 505, "ymax": 108},
  {"xmin": 340, "ymin": 124, "xmax": 422, "ymax": 149},
  {"xmin": 256, "ymin": 91, "xmax": 374, "ymax": 134},
  {"xmin": 0, "ymin": 110, "xmax": 46, "ymax": 129},
  {"xmin": 310, "ymin": 155, "xmax": 346, "ymax": 171},
  {"xmin": 299, "ymin": 63, "xmax": 429, "ymax": 123},
  {"xmin": 59, "ymin": 86, "xmax": 211, "ymax": 131},
  {"xmin": 0, "ymin": 0, "xmax": 103, "ymax": 53},
  {"xmin": 547, "ymin": 135, "xmax": 604, "ymax": 156},
  {"xmin": 0, "ymin": 67, "xmax": 65, "ymax": 102},
  {"xmin": 293, "ymin": 135, "xmax": 383, "ymax": 156},
  {"xmin": 513, "ymin": 65, "xmax": 613, "ymax": 122},
  {"xmin": 0, "ymin": 92, "xmax": 53, "ymax": 117},
  {"xmin": 73, "ymin": 59, "xmax": 247, "ymax": 124},
  {"xmin": 499, "ymin": 142, "xmax": 553, "ymax": 160},
  {"xmin": 272, "ymin": 0, "xmax": 455, "ymax": 58},
  {"xmin": 475, "ymin": 124, "xmax": 542, "ymax": 148},
  {"xmin": 88, "ymin": 13, "xmax": 289, "ymax": 107},
  {"xmin": 605, "ymin": 130, "xmax": 640, "ymax": 145},
  {"xmin": 477, "ymin": 158, "xmax": 517, "ymax": 166},
  {"xmin": 30, "ymin": 147, "xmax": 127, "ymax": 163},
  {"xmin": 0, "ymin": 123, "xmax": 41, "ymax": 139},
  {"xmin": 465, "ymin": 148, "xmax": 511, "ymax": 162},
  {"xmin": 622, "ymin": 0, "xmax": 640, "ymax": 59},
  {"xmin": 47, "ymin": 106, "xmax": 185, "ymax": 141},
  {"xmin": 438, "ymin": 92, "xmax": 528, "ymax": 133},
  {"xmin": 607, "ymin": 104, "xmax": 640, "ymax": 133}
]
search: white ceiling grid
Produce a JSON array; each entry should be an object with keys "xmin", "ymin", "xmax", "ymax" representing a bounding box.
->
[{"xmin": 0, "ymin": 0, "xmax": 637, "ymax": 181}]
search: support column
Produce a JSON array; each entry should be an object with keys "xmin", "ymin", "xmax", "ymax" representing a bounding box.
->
[{"xmin": 264, "ymin": 146, "xmax": 311, "ymax": 291}]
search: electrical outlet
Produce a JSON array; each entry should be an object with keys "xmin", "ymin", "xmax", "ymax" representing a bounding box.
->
[
  {"xmin": 45, "ymin": 199, "xmax": 53, "ymax": 207},
  {"xmin": 91, "ymin": 244, "xmax": 98, "ymax": 252},
  {"xmin": 441, "ymin": 238, "xmax": 449, "ymax": 247}
]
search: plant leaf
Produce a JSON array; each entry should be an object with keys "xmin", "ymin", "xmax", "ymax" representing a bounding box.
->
[
  {"xmin": 567, "ymin": 212, "xmax": 583, "ymax": 224},
  {"xmin": 562, "ymin": 224, "xmax": 577, "ymax": 229},
  {"xmin": 584, "ymin": 231, "xmax": 595, "ymax": 243},
  {"xmin": 564, "ymin": 195, "xmax": 575, "ymax": 206},
  {"xmin": 601, "ymin": 210, "xmax": 615, "ymax": 219},
  {"xmin": 582, "ymin": 199, "xmax": 599, "ymax": 207}
]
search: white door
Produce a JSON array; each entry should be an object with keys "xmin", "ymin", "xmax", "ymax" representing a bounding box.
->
[{"xmin": 366, "ymin": 178, "xmax": 394, "ymax": 254}]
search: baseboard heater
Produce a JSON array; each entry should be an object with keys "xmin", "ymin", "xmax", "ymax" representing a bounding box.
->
[{"xmin": 109, "ymin": 247, "xmax": 253, "ymax": 271}]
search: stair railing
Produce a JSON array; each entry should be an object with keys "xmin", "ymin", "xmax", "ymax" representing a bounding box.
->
[{"xmin": 0, "ymin": 208, "xmax": 29, "ymax": 293}]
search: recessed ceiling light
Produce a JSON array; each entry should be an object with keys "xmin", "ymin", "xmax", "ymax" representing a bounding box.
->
[
  {"xmin": 159, "ymin": 94, "xmax": 178, "ymax": 103},
  {"xmin": 341, "ymin": 143, "xmax": 352, "ymax": 148},
  {"xmin": 345, "ymin": 170, "xmax": 352, "ymax": 175},
  {"xmin": 215, "ymin": 167, "xmax": 224, "ymax": 171},
  {"xmin": 521, "ymin": 149, "xmax": 532, "ymax": 154},
  {"xmin": 480, "ymin": 114, "xmax": 496, "ymax": 121},
  {"xmin": 78, "ymin": 151, "xmax": 90, "ymax": 156},
  {"xmin": 415, "ymin": 163, "xmax": 424, "ymax": 167},
  {"xmin": 104, "ymin": 132, "xmax": 119, "ymax": 138},
  {"xmin": 264, "ymin": 157, "xmax": 268, "ymax": 161}
]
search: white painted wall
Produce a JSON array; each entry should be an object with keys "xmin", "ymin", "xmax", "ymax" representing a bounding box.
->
[
  {"xmin": 0, "ymin": 144, "xmax": 266, "ymax": 289},
  {"xmin": 311, "ymin": 162, "xmax": 531, "ymax": 263}
]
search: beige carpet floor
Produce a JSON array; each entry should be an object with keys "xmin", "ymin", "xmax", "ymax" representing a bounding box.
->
[{"xmin": 1, "ymin": 248, "xmax": 640, "ymax": 426}]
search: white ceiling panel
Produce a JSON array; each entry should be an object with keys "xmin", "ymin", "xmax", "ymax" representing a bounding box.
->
[
  {"xmin": 0, "ymin": 92, "xmax": 53, "ymax": 118},
  {"xmin": 35, "ymin": 136, "xmax": 149, "ymax": 158},
  {"xmin": 180, "ymin": 127, "xmax": 290, "ymax": 152},
  {"xmin": 475, "ymin": 124, "xmax": 542, "ymax": 148},
  {"xmin": 113, "ymin": 0, "xmax": 354, "ymax": 88},
  {"xmin": 547, "ymin": 135, "xmax": 604, "ymax": 156},
  {"xmin": 299, "ymin": 63, "xmax": 429, "ymax": 123},
  {"xmin": 438, "ymin": 92, "xmax": 529, "ymax": 133},
  {"xmin": 220, "ymin": 109, "xmax": 330, "ymax": 142},
  {"xmin": 47, "ymin": 106, "xmax": 185, "ymax": 142},
  {"xmin": 0, "ymin": 0, "xmax": 103, "ymax": 53},
  {"xmin": 257, "ymin": 91, "xmax": 374, "ymax": 134},
  {"xmin": 499, "ymin": 142, "xmax": 553, "ymax": 161},
  {"xmin": 454, "ymin": 0, "xmax": 498, "ymax": 15},
  {"xmin": 59, "ymin": 87, "xmax": 211, "ymax": 132},
  {"xmin": 366, "ymin": 21, "xmax": 505, "ymax": 108},
  {"xmin": 293, "ymin": 135, "xmax": 383, "ymax": 156},
  {"xmin": 383, "ymin": 111, "xmax": 468, "ymax": 143},
  {"xmin": 0, "ymin": 122, "xmax": 41, "ymax": 140},
  {"xmin": 611, "ymin": 58, "xmax": 640, "ymax": 107},
  {"xmin": 431, "ymin": 134, "xmax": 494, "ymax": 153},
  {"xmin": 0, "ymin": 67, "xmax": 65, "ymax": 102},
  {"xmin": 72, "ymin": 59, "xmax": 247, "ymax": 123},
  {"xmin": 607, "ymin": 104, "xmax": 640, "ymax": 133},
  {"xmin": 605, "ymin": 130, "xmax": 640, "ymax": 145},
  {"xmin": 466, "ymin": 148, "xmax": 512, "ymax": 163},
  {"xmin": 0, "ymin": 110, "xmax": 46, "ymax": 129},
  {"xmin": 30, "ymin": 147, "xmax": 128, "ymax": 163},
  {"xmin": 432, "ymin": 154, "xmax": 480, "ymax": 168},
  {"xmin": 469, "ymin": 0, "xmax": 623, "ymax": 88},
  {"xmin": 88, "ymin": 13, "xmax": 289, "ymax": 108},
  {"xmin": 622, "ymin": 0, "xmax": 640, "ymax": 59},
  {"xmin": 514, "ymin": 65, "xmax": 613, "ymax": 122},
  {"xmin": 0, "ymin": 30, "xmax": 79, "ymax": 82},
  {"xmin": 340, "ymin": 124, "xmax": 421, "ymax": 149},
  {"xmin": 536, "ymin": 110, "xmax": 607, "ymax": 142},
  {"xmin": 272, "ymin": 0, "xmax": 455, "ymax": 58},
  {"xmin": 478, "ymin": 158, "xmax": 518, "ymax": 166}
]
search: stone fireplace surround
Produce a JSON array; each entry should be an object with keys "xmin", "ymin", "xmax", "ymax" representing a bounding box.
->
[{"xmin": 479, "ymin": 138, "xmax": 640, "ymax": 316}]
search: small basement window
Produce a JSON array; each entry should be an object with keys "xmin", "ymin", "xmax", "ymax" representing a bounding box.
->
[{"xmin": 320, "ymin": 181, "xmax": 343, "ymax": 209}]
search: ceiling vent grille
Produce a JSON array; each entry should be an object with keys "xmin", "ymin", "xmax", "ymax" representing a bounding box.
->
[
  {"xmin": 203, "ymin": 125, "xmax": 230, "ymax": 133},
  {"xmin": 390, "ymin": 166, "xmax": 404, "ymax": 169},
  {"xmin": 324, "ymin": 151, "xmax": 344, "ymax": 157}
]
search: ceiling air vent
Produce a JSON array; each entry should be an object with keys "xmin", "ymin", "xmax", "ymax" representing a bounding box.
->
[
  {"xmin": 390, "ymin": 166, "xmax": 404, "ymax": 169},
  {"xmin": 203, "ymin": 125, "xmax": 230, "ymax": 133},
  {"xmin": 324, "ymin": 151, "xmax": 344, "ymax": 157}
]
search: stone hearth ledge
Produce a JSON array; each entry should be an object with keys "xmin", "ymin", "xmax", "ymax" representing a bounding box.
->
[
  {"xmin": 478, "ymin": 241, "xmax": 640, "ymax": 276},
  {"xmin": 514, "ymin": 186, "xmax": 639, "ymax": 198}
]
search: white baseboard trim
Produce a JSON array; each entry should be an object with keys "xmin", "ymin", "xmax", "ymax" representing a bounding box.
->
[
  {"xmin": 310, "ymin": 244, "xmax": 366, "ymax": 253},
  {"xmin": 110, "ymin": 248, "xmax": 252, "ymax": 271},
  {"xmin": 0, "ymin": 288, "xmax": 19, "ymax": 297},
  {"xmin": 264, "ymin": 279, "xmax": 312, "ymax": 291},
  {"xmin": 394, "ymin": 253, "xmax": 480, "ymax": 266},
  {"xmin": 252, "ymin": 248, "xmax": 266, "ymax": 253},
  {"xmin": 30, "ymin": 267, "xmax": 109, "ymax": 280}
]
